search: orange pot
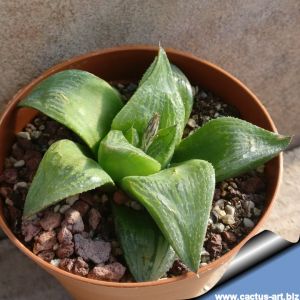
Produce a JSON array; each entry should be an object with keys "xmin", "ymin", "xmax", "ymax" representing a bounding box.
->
[{"xmin": 0, "ymin": 46, "xmax": 282, "ymax": 300}]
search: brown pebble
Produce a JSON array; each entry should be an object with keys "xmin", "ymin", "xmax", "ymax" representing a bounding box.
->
[
  {"xmin": 21, "ymin": 219, "xmax": 41, "ymax": 242},
  {"xmin": 38, "ymin": 250, "xmax": 55, "ymax": 262},
  {"xmin": 33, "ymin": 231, "xmax": 57, "ymax": 254},
  {"xmin": 206, "ymin": 233, "xmax": 223, "ymax": 258},
  {"xmin": 73, "ymin": 257, "xmax": 89, "ymax": 277},
  {"xmin": 59, "ymin": 258, "xmax": 75, "ymax": 272},
  {"xmin": 168, "ymin": 260, "xmax": 188, "ymax": 276},
  {"xmin": 56, "ymin": 242, "xmax": 74, "ymax": 258},
  {"xmin": 0, "ymin": 186, "xmax": 12, "ymax": 199},
  {"xmin": 72, "ymin": 200, "xmax": 90, "ymax": 216},
  {"xmin": 63, "ymin": 208, "xmax": 84, "ymax": 233},
  {"xmin": 0, "ymin": 168, "xmax": 18, "ymax": 184},
  {"xmin": 113, "ymin": 190, "xmax": 129, "ymax": 205},
  {"xmin": 88, "ymin": 262, "xmax": 126, "ymax": 282},
  {"xmin": 222, "ymin": 231, "xmax": 237, "ymax": 244},
  {"xmin": 88, "ymin": 208, "xmax": 101, "ymax": 230},
  {"xmin": 57, "ymin": 226, "xmax": 73, "ymax": 244},
  {"xmin": 239, "ymin": 177, "xmax": 265, "ymax": 194},
  {"xmin": 40, "ymin": 211, "xmax": 62, "ymax": 231}
]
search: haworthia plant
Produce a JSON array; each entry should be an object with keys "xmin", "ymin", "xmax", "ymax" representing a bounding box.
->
[
  {"xmin": 24, "ymin": 140, "xmax": 114, "ymax": 217},
  {"xmin": 19, "ymin": 70, "xmax": 123, "ymax": 153},
  {"xmin": 113, "ymin": 204, "xmax": 175, "ymax": 281},
  {"xmin": 18, "ymin": 47, "xmax": 291, "ymax": 282},
  {"xmin": 121, "ymin": 160, "xmax": 215, "ymax": 272},
  {"xmin": 172, "ymin": 117, "xmax": 291, "ymax": 182}
]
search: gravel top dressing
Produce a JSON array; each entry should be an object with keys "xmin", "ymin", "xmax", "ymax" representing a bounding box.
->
[{"xmin": 0, "ymin": 83, "xmax": 267, "ymax": 282}]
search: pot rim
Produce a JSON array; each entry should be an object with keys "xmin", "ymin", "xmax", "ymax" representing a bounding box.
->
[{"xmin": 0, "ymin": 45, "xmax": 283, "ymax": 288}]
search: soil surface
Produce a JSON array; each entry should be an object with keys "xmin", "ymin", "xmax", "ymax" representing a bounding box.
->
[{"xmin": 0, "ymin": 83, "xmax": 266, "ymax": 282}]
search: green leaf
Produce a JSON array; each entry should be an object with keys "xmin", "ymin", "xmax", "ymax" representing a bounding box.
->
[
  {"xmin": 173, "ymin": 117, "xmax": 291, "ymax": 182},
  {"xmin": 111, "ymin": 47, "xmax": 185, "ymax": 145},
  {"xmin": 19, "ymin": 70, "xmax": 123, "ymax": 153},
  {"xmin": 113, "ymin": 204, "xmax": 175, "ymax": 282},
  {"xmin": 98, "ymin": 130, "xmax": 161, "ymax": 182},
  {"xmin": 121, "ymin": 160, "xmax": 215, "ymax": 272},
  {"xmin": 171, "ymin": 64, "xmax": 193, "ymax": 124},
  {"xmin": 24, "ymin": 140, "xmax": 114, "ymax": 217},
  {"xmin": 124, "ymin": 126, "xmax": 140, "ymax": 147},
  {"xmin": 146, "ymin": 125, "xmax": 177, "ymax": 168}
]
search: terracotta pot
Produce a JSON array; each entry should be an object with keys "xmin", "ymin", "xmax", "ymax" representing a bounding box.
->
[{"xmin": 0, "ymin": 45, "xmax": 282, "ymax": 300}]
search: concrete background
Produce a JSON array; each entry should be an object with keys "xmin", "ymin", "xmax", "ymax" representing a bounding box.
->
[{"xmin": 0, "ymin": 0, "xmax": 299, "ymax": 299}]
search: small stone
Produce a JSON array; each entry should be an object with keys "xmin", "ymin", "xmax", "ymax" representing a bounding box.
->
[
  {"xmin": 213, "ymin": 223, "xmax": 225, "ymax": 233},
  {"xmin": 215, "ymin": 199, "xmax": 225, "ymax": 209},
  {"xmin": 0, "ymin": 168, "xmax": 18, "ymax": 184},
  {"xmin": 40, "ymin": 212, "xmax": 62, "ymax": 231},
  {"xmin": 16, "ymin": 131, "xmax": 31, "ymax": 140},
  {"xmin": 72, "ymin": 200, "xmax": 90, "ymax": 216},
  {"xmin": 243, "ymin": 218, "xmax": 255, "ymax": 228},
  {"xmin": 13, "ymin": 181, "xmax": 28, "ymax": 190},
  {"xmin": 33, "ymin": 231, "xmax": 57, "ymax": 254},
  {"xmin": 0, "ymin": 186, "xmax": 12, "ymax": 198},
  {"xmin": 113, "ymin": 190, "xmax": 129, "ymax": 205},
  {"xmin": 64, "ymin": 208, "xmax": 84, "ymax": 233},
  {"xmin": 73, "ymin": 257, "xmax": 89, "ymax": 276},
  {"xmin": 5, "ymin": 198, "xmax": 14, "ymax": 206},
  {"xmin": 168, "ymin": 260, "xmax": 188, "ymax": 276},
  {"xmin": 88, "ymin": 262, "xmax": 126, "ymax": 282},
  {"xmin": 206, "ymin": 233, "xmax": 222, "ymax": 258},
  {"xmin": 50, "ymin": 259, "xmax": 61, "ymax": 267},
  {"xmin": 187, "ymin": 118, "xmax": 197, "ymax": 128},
  {"xmin": 88, "ymin": 208, "xmax": 101, "ymax": 230},
  {"xmin": 253, "ymin": 207, "xmax": 262, "ymax": 217},
  {"xmin": 225, "ymin": 205, "xmax": 235, "ymax": 216},
  {"xmin": 130, "ymin": 201, "xmax": 142, "ymax": 210},
  {"xmin": 213, "ymin": 205, "xmax": 226, "ymax": 217},
  {"xmin": 38, "ymin": 125, "xmax": 46, "ymax": 131},
  {"xmin": 222, "ymin": 231, "xmax": 237, "ymax": 244},
  {"xmin": 66, "ymin": 194, "xmax": 79, "ymax": 205},
  {"xmin": 240, "ymin": 177, "xmax": 265, "ymax": 194},
  {"xmin": 221, "ymin": 215, "xmax": 235, "ymax": 225},
  {"xmin": 256, "ymin": 165, "xmax": 265, "ymax": 173},
  {"xmin": 57, "ymin": 226, "xmax": 73, "ymax": 244},
  {"xmin": 53, "ymin": 205, "xmax": 60, "ymax": 213},
  {"xmin": 22, "ymin": 220, "xmax": 41, "ymax": 242},
  {"xmin": 59, "ymin": 258, "xmax": 75, "ymax": 272},
  {"xmin": 38, "ymin": 250, "xmax": 55, "ymax": 262},
  {"xmin": 59, "ymin": 205, "xmax": 71, "ymax": 214},
  {"xmin": 74, "ymin": 233, "xmax": 111, "ymax": 264},
  {"xmin": 101, "ymin": 194, "xmax": 109, "ymax": 203},
  {"xmin": 56, "ymin": 242, "xmax": 74, "ymax": 258}
]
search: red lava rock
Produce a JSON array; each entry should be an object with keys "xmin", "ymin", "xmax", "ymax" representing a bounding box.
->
[
  {"xmin": 88, "ymin": 208, "xmax": 101, "ymax": 230},
  {"xmin": 26, "ymin": 157, "xmax": 42, "ymax": 172},
  {"xmin": 38, "ymin": 250, "xmax": 55, "ymax": 262},
  {"xmin": 80, "ymin": 192, "xmax": 94, "ymax": 206},
  {"xmin": 168, "ymin": 260, "xmax": 188, "ymax": 276},
  {"xmin": 24, "ymin": 150, "xmax": 42, "ymax": 162},
  {"xmin": 72, "ymin": 200, "xmax": 90, "ymax": 216},
  {"xmin": 206, "ymin": 233, "xmax": 223, "ymax": 258},
  {"xmin": 59, "ymin": 258, "xmax": 75, "ymax": 272},
  {"xmin": 0, "ymin": 186, "xmax": 12, "ymax": 199},
  {"xmin": 45, "ymin": 120, "xmax": 60, "ymax": 135},
  {"xmin": 240, "ymin": 177, "xmax": 265, "ymax": 194},
  {"xmin": 56, "ymin": 242, "xmax": 74, "ymax": 258},
  {"xmin": 40, "ymin": 212, "xmax": 62, "ymax": 231},
  {"xmin": 0, "ymin": 168, "xmax": 18, "ymax": 184},
  {"xmin": 63, "ymin": 208, "xmax": 84, "ymax": 233},
  {"xmin": 22, "ymin": 220, "xmax": 41, "ymax": 242},
  {"xmin": 221, "ymin": 231, "xmax": 237, "ymax": 244},
  {"xmin": 73, "ymin": 257, "xmax": 89, "ymax": 276},
  {"xmin": 16, "ymin": 136, "xmax": 34, "ymax": 150},
  {"xmin": 88, "ymin": 262, "xmax": 126, "ymax": 282},
  {"xmin": 74, "ymin": 233, "xmax": 111, "ymax": 264},
  {"xmin": 33, "ymin": 230, "xmax": 57, "ymax": 254},
  {"xmin": 57, "ymin": 226, "xmax": 73, "ymax": 244},
  {"xmin": 113, "ymin": 190, "xmax": 129, "ymax": 205}
]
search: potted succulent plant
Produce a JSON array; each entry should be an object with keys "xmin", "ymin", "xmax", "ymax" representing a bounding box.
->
[{"xmin": 0, "ymin": 46, "xmax": 290, "ymax": 300}]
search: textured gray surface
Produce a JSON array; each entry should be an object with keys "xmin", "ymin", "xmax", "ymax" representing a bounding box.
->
[{"xmin": 0, "ymin": 0, "xmax": 299, "ymax": 136}]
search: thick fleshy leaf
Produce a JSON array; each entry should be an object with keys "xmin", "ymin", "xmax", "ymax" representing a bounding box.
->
[
  {"xmin": 146, "ymin": 125, "xmax": 177, "ymax": 168},
  {"xmin": 98, "ymin": 130, "xmax": 161, "ymax": 182},
  {"xmin": 171, "ymin": 64, "xmax": 193, "ymax": 124},
  {"xmin": 124, "ymin": 127, "xmax": 139, "ymax": 147},
  {"xmin": 121, "ymin": 160, "xmax": 215, "ymax": 272},
  {"xmin": 111, "ymin": 47, "xmax": 185, "ymax": 145},
  {"xmin": 19, "ymin": 70, "xmax": 123, "ymax": 153},
  {"xmin": 24, "ymin": 140, "xmax": 114, "ymax": 217},
  {"xmin": 113, "ymin": 204, "xmax": 175, "ymax": 282},
  {"xmin": 173, "ymin": 117, "xmax": 291, "ymax": 182}
]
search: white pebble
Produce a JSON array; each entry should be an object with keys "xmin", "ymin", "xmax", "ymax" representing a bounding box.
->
[
  {"xmin": 14, "ymin": 160, "xmax": 25, "ymax": 168},
  {"xmin": 253, "ymin": 207, "xmax": 262, "ymax": 217},
  {"xmin": 66, "ymin": 194, "xmax": 79, "ymax": 205},
  {"xmin": 53, "ymin": 243, "xmax": 59, "ymax": 251},
  {"xmin": 200, "ymin": 262, "xmax": 207, "ymax": 267},
  {"xmin": 256, "ymin": 165, "xmax": 265, "ymax": 173},
  {"xmin": 214, "ymin": 223, "xmax": 225, "ymax": 233},
  {"xmin": 13, "ymin": 182, "xmax": 28, "ymax": 190},
  {"xmin": 38, "ymin": 125, "xmax": 45, "ymax": 131},
  {"xmin": 5, "ymin": 198, "xmax": 14, "ymax": 206},
  {"xmin": 16, "ymin": 131, "xmax": 31, "ymax": 140},
  {"xmin": 187, "ymin": 118, "xmax": 197, "ymax": 128},
  {"xmin": 31, "ymin": 131, "xmax": 42, "ymax": 139},
  {"xmin": 225, "ymin": 205, "xmax": 235, "ymax": 216},
  {"xmin": 101, "ymin": 194, "xmax": 109, "ymax": 203},
  {"xmin": 59, "ymin": 204, "xmax": 70, "ymax": 214},
  {"xmin": 213, "ymin": 205, "xmax": 226, "ymax": 217},
  {"xmin": 53, "ymin": 204, "xmax": 60, "ymax": 213},
  {"xmin": 207, "ymin": 218, "xmax": 213, "ymax": 225},
  {"xmin": 215, "ymin": 199, "xmax": 225, "ymax": 209},
  {"xmin": 50, "ymin": 259, "xmax": 61, "ymax": 267},
  {"xmin": 221, "ymin": 215, "xmax": 235, "ymax": 225},
  {"xmin": 243, "ymin": 218, "xmax": 255, "ymax": 228},
  {"xmin": 131, "ymin": 201, "xmax": 142, "ymax": 210}
]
